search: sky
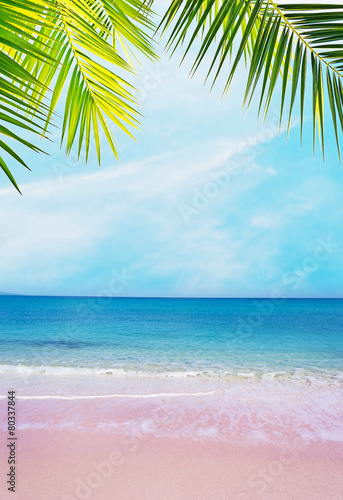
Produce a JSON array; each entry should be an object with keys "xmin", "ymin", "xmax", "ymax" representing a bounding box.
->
[{"xmin": 1, "ymin": 2, "xmax": 343, "ymax": 298}]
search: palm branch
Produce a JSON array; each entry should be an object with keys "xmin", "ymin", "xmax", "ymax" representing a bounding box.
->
[
  {"xmin": 158, "ymin": 1, "xmax": 343, "ymax": 161},
  {"xmin": 0, "ymin": 0, "xmax": 156, "ymax": 192}
]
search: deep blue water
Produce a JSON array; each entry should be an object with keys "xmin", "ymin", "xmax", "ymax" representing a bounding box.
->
[{"xmin": 0, "ymin": 296, "xmax": 342, "ymax": 375}]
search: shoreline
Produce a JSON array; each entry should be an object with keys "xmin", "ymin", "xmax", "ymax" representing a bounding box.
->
[
  {"xmin": 1, "ymin": 373, "xmax": 342, "ymax": 442},
  {"xmin": 0, "ymin": 367, "xmax": 342, "ymax": 498}
]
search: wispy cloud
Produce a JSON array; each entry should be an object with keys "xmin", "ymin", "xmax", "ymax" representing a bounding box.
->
[
  {"xmin": 1, "ymin": 115, "xmax": 341, "ymax": 298},
  {"xmin": 0, "ymin": 126, "xmax": 282, "ymax": 294}
]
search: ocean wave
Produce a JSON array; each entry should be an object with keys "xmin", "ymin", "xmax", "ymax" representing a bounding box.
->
[
  {"xmin": 0, "ymin": 363, "xmax": 208, "ymax": 378},
  {"xmin": 0, "ymin": 363, "xmax": 342, "ymax": 383}
]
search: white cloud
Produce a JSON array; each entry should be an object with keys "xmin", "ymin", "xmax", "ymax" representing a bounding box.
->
[{"xmin": 0, "ymin": 125, "xmax": 286, "ymax": 295}]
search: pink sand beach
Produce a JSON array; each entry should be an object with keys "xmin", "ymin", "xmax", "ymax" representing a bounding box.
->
[{"xmin": 0, "ymin": 373, "xmax": 342, "ymax": 499}]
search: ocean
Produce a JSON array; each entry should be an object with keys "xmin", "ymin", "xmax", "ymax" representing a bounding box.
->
[
  {"xmin": 0, "ymin": 296, "xmax": 342, "ymax": 377},
  {"xmin": 0, "ymin": 296, "xmax": 342, "ymax": 445}
]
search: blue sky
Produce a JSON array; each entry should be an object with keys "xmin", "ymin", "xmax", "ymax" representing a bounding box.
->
[{"xmin": 1, "ymin": 5, "xmax": 343, "ymax": 297}]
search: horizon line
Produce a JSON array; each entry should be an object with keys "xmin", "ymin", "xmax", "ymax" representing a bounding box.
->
[{"xmin": 1, "ymin": 294, "xmax": 342, "ymax": 300}]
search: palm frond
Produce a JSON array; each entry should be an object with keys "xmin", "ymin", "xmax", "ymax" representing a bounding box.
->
[
  {"xmin": 159, "ymin": 1, "xmax": 343, "ymax": 161},
  {"xmin": 0, "ymin": 0, "xmax": 156, "ymax": 191},
  {"xmin": 0, "ymin": 0, "xmax": 56, "ymax": 191}
]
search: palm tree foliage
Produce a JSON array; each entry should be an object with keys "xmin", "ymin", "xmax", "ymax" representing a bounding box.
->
[
  {"xmin": 0, "ymin": 0, "xmax": 155, "ymax": 192},
  {"xmin": 1, "ymin": 1, "xmax": 343, "ymax": 191},
  {"xmin": 159, "ymin": 1, "xmax": 343, "ymax": 161}
]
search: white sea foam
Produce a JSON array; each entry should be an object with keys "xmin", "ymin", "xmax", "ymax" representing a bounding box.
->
[
  {"xmin": 0, "ymin": 391, "xmax": 216, "ymax": 400},
  {"xmin": 0, "ymin": 363, "xmax": 342, "ymax": 378},
  {"xmin": 0, "ymin": 363, "xmax": 342, "ymax": 387},
  {"xmin": 0, "ymin": 363, "xmax": 208, "ymax": 378}
]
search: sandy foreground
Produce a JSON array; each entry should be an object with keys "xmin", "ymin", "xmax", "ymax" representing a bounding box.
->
[
  {"xmin": 0, "ymin": 401, "xmax": 342, "ymax": 499},
  {"xmin": 0, "ymin": 376, "xmax": 342, "ymax": 499},
  {"xmin": 0, "ymin": 428, "xmax": 342, "ymax": 500}
]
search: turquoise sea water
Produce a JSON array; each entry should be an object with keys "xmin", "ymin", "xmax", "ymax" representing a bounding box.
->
[
  {"xmin": 0, "ymin": 296, "xmax": 342, "ymax": 377},
  {"xmin": 0, "ymin": 297, "xmax": 342, "ymax": 444}
]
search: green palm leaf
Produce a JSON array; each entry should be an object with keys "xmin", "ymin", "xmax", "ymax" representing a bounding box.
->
[
  {"xmin": 0, "ymin": 0, "xmax": 156, "ymax": 191},
  {"xmin": 158, "ymin": 1, "xmax": 343, "ymax": 161}
]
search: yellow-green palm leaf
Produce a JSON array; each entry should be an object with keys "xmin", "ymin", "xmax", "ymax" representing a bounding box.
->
[
  {"xmin": 159, "ymin": 1, "xmax": 343, "ymax": 161},
  {"xmin": 0, "ymin": 0, "xmax": 156, "ymax": 191}
]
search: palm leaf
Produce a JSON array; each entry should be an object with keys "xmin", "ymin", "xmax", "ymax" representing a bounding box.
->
[
  {"xmin": 0, "ymin": 0, "xmax": 156, "ymax": 191},
  {"xmin": 158, "ymin": 1, "xmax": 343, "ymax": 161}
]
